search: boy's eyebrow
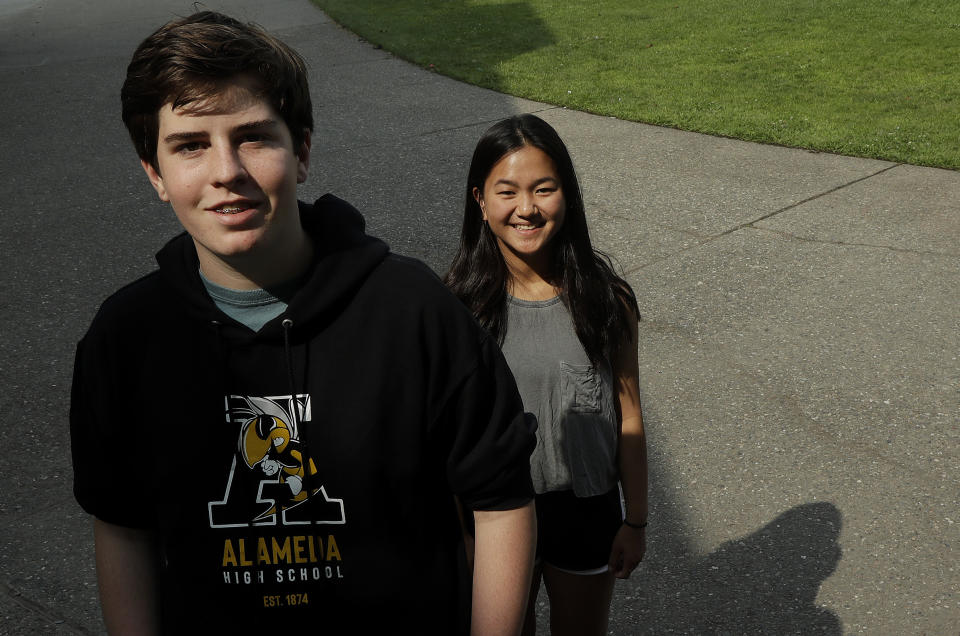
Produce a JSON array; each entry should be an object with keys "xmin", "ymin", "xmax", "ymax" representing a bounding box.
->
[
  {"xmin": 234, "ymin": 119, "xmax": 279, "ymax": 132},
  {"xmin": 161, "ymin": 130, "xmax": 206, "ymax": 145},
  {"xmin": 161, "ymin": 119, "xmax": 280, "ymax": 144}
]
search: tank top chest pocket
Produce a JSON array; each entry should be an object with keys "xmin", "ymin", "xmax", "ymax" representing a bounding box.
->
[
  {"xmin": 559, "ymin": 362, "xmax": 602, "ymax": 413},
  {"xmin": 558, "ymin": 361, "xmax": 618, "ymax": 496}
]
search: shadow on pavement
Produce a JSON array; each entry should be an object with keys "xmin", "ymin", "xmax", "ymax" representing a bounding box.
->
[{"xmin": 620, "ymin": 501, "xmax": 843, "ymax": 634}]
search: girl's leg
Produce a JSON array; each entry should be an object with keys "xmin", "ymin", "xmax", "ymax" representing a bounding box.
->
[
  {"xmin": 520, "ymin": 563, "xmax": 544, "ymax": 636},
  {"xmin": 542, "ymin": 564, "xmax": 615, "ymax": 636}
]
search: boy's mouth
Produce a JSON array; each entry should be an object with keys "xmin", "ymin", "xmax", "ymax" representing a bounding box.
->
[{"xmin": 209, "ymin": 200, "xmax": 258, "ymax": 215}]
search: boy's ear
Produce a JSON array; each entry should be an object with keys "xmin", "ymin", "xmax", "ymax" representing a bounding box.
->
[
  {"xmin": 140, "ymin": 159, "xmax": 170, "ymax": 202},
  {"xmin": 296, "ymin": 130, "xmax": 312, "ymax": 184},
  {"xmin": 473, "ymin": 187, "xmax": 486, "ymax": 220}
]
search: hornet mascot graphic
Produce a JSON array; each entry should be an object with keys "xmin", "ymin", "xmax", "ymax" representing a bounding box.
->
[
  {"xmin": 208, "ymin": 394, "xmax": 344, "ymax": 528},
  {"xmin": 239, "ymin": 413, "xmax": 319, "ymax": 520}
]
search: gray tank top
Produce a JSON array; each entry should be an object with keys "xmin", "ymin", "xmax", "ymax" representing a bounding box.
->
[{"xmin": 501, "ymin": 296, "xmax": 619, "ymax": 496}]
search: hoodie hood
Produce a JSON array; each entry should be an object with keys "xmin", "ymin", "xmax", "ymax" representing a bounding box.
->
[{"xmin": 155, "ymin": 194, "xmax": 390, "ymax": 339}]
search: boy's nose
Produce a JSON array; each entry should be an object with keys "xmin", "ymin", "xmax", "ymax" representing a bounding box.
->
[{"xmin": 211, "ymin": 146, "xmax": 247, "ymax": 186}]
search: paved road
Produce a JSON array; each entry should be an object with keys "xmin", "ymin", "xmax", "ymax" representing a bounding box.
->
[{"xmin": 0, "ymin": 1, "xmax": 957, "ymax": 634}]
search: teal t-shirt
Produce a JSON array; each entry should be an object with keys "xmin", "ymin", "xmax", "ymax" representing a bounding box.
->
[{"xmin": 199, "ymin": 270, "xmax": 298, "ymax": 332}]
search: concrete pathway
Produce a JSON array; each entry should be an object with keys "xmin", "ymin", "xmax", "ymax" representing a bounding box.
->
[{"xmin": 0, "ymin": 1, "xmax": 956, "ymax": 634}]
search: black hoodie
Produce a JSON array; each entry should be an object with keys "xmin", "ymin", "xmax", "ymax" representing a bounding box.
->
[{"xmin": 71, "ymin": 195, "xmax": 535, "ymax": 633}]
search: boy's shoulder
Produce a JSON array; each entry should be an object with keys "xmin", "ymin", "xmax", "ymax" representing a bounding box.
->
[
  {"xmin": 85, "ymin": 230, "xmax": 215, "ymax": 339},
  {"xmin": 83, "ymin": 251, "xmax": 190, "ymax": 343},
  {"xmin": 378, "ymin": 252, "xmax": 442, "ymax": 283},
  {"xmin": 94, "ymin": 270, "xmax": 168, "ymax": 322},
  {"xmin": 367, "ymin": 253, "xmax": 465, "ymax": 309},
  {"xmin": 356, "ymin": 252, "xmax": 489, "ymax": 342}
]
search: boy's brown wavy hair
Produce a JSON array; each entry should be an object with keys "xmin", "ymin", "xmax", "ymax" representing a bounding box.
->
[{"xmin": 121, "ymin": 11, "xmax": 313, "ymax": 170}]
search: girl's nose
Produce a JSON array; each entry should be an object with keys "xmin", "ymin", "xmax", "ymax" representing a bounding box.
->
[{"xmin": 518, "ymin": 195, "xmax": 537, "ymax": 216}]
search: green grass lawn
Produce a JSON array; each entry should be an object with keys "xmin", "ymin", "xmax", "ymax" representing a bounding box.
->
[{"xmin": 313, "ymin": 0, "xmax": 959, "ymax": 170}]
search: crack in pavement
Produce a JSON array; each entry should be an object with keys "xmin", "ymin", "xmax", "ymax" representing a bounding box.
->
[
  {"xmin": 748, "ymin": 225, "xmax": 958, "ymax": 258},
  {"xmin": 322, "ymin": 105, "xmax": 562, "ymax": 153},
  {"xmin": 1, "ymin": 580, "xmax": 94, "ymax": 635},
  {"xmin": 715, "ymin": 162, "xmax": 902, "ymax": 238},
  {"xmin": 627, "ymin": 163, "xmax": 906, "ymax": 274},
  {"xmin": 410, "ymin": 105, "xmax": 560, "ymax": 140}
]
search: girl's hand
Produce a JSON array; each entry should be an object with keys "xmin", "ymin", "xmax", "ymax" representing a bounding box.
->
[{"xmin": 608, "ymin": 523, "xmax": 646, "ymax": 579}]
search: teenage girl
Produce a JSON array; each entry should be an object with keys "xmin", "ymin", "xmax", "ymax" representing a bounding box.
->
[{"xmin": 445, "ymin": 114, "xmax": 648, "ymax": 636}]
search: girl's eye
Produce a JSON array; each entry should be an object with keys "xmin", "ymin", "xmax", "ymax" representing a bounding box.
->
[{"xmin": 497, "ymin": 190, "xmax": 515, "ymax": 196}]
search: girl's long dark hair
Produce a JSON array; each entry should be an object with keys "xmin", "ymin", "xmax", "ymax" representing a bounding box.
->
[{"xmin": 444, "ymin": 114, "xmax": 639, "ymax": 368}]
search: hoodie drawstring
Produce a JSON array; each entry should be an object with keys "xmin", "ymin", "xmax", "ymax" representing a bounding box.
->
[
  {"xmin": 282, "ymin": 319, "xmax": 311, "ymax": 504},
  {"xmin": 210, "ymin": 320, "xmax": 227, "ymax": 395}
]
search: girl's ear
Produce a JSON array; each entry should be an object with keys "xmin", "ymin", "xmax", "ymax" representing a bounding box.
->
[{"xmin": 472, "ymin": 187, "xmax": 486, "ymax": 220}]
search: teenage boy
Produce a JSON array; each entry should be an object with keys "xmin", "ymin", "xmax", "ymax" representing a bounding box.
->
[{"xmin": 70, "ymin": 11, "xmax": 536, "ymax": 635}]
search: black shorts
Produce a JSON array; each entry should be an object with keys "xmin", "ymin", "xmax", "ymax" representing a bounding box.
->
[{"xmin": 535, "ymin": 487, "xmax": 623, "ymax": 574}]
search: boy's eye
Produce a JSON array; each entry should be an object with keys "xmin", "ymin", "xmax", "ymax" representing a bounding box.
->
[
  {"xmin": 176, "ymin": 141, "xmax": 204, "ymax": 154},
  {"xmin": 241, "ymin": 133, "xmax": 268, "ymax": 144}
]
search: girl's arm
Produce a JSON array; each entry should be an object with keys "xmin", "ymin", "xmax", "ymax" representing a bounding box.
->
[{"xmin": 608, "ymin": 312, "xmax": 648, "ymax": 579}]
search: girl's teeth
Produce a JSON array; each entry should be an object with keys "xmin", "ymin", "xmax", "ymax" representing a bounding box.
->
[{"xmin": 219, "ymin": 207, "xmax": 243, "ymax": 214}]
